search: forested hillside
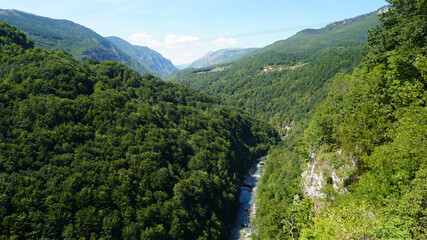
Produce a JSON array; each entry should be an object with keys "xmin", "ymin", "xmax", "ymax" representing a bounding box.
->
[
  {"xmin": 1, "ymin": 1, "xmax": 425, "ymax": 239},
  {"xmin": 255, "ymin": 1, "xmax": 426, "ymax": 239},
  {"xmin": 0, "ymin": 21, "xmax": 278, "ymax": 239},
  {"xmin": 168, "ymin": 10, "xmax": 381, "ymax": 130},
  {"xmin": 0, "ymin": 9, "xmax": 149, "ymax": 75}
]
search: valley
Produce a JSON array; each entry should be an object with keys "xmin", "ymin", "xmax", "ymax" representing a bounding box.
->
[{"xmin": 0, "ymin": 0, "xmax": 426, "ymax": 239}]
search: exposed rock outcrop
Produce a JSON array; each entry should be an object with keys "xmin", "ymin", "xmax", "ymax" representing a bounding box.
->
[{"xmin": 301, "ymin": 147, "xmax": 356, "ymax": 209}]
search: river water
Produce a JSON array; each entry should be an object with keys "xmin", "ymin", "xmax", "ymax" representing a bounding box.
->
[{"xmin": 229, "ymin": 159, "xmax": 265, "ymax": 240}]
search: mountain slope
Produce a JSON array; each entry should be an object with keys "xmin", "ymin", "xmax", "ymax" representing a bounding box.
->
[
  {"xmin": 168, "ymin": 9, "xmax": 382, "ymax": 130},
  {"xmin": 106, "ymin": 36, "xmax": 177, "ymax": 78},
  {"xmin": 189, "ymin": 48, "xmax": 258, "ymax": 68},
  {"xmin": 255, "ymin": 1, "xmax": 426, "ymax": 239},
  {"xmin": 0, "ymin": 21, "xmax": 278, "ymax": 239},
  {"xmin": 0, "ymin": 9, "xmax": 149, "ymax": 75},
  {"xmin": 254, "ymin": 10, "xmax": 380, "ymax": 55}
]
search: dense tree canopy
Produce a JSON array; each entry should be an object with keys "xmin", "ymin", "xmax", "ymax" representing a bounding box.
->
[
  {"xmin": 168, "ymin": 12, "xmax": 380, "ymax": 131},
  {"xmin": 1, "ymin": 0, "xmax": 425, "ymax": 238},
  {"xmin": 254, "ymin": 1, "xmax": 426, "ymax": 239},
  {"xmin": 0, "ymin": 21, "xmax": 278, "ymax": 239}
]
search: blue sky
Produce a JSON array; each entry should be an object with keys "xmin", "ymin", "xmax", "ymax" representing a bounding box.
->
[{"xmin": 1, "ymin": 0, "xmax": 388, "ymax": 65}]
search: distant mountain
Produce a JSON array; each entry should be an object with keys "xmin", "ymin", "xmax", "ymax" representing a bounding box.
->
[
  {"xmin": 175, "ymin": 63, "xmax": 191, "ymax": 70},
  {"xmin": 106, "ymin": 36, "xmax": 177, "ymax": 78},
  {"xmin": 0, "ymin": 9, "xmax": 149, "ymax": 75},
  {"xmin": 169, "ymin": 9, "xmax": 381, "ymax": 127},
  {"xmin": 189, "ymin": 48, "xmax": 258, "ymax": 68}
]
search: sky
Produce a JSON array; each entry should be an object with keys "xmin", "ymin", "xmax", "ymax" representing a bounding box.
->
[{"xmin": 0, "ymin": 0, "xmax": 388, "ymax": 65}]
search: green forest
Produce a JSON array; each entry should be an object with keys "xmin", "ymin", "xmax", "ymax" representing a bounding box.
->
[
  {"xmin": 254, "ymin": 0, "xmax": 426, "ymax": 239},
  {"xmin": 0, "ymin": 0, "xmax": 426, "ymax": 239},
  {"xmin": 168, "ymin": 12, "xmax": 380, "ymax": 130},
  {"xmin": 0, "ymin": 21, "xmax": 278, "ymax": 239}
]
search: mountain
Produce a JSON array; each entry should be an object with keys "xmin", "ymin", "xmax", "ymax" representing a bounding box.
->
[
  {"xmin": 0, "ymin": 21, "xmax": 278, "ymax": 239},
  {"xmin": 253, "ymin": 9, "xmax": 383, "ymax": 56},
  {"xmin": 256, "ymin": 2, "xmax": 426, "ymax": 239},
  {"xmin": 168, "ymin": 9, "xmax": 381, "ymax": 129},
  {"xmin": 0, "ymin": 9, "xmax": 149, "ymax": 75},
  {"xmin": 189, "ymin": 48, "xmax": 259, "ymax": 68},
  {"xmin": 106, "ymin": 36, "xmax": 178, "ymax": 78}
]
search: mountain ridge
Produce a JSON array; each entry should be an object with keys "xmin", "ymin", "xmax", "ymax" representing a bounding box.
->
[
  {"xmin": 168, "ymin": 8, "xmax": 381, "ymax": 128},
  {"xmin": 106, "ymin": 36, "xmax": 178, "ymax": 78},
  {"xmin": 0, "ymin": 9, "xmax": 156, "ymax": 76},
  {"xmin": 250, "ymin": 7, "xmax": 383, "ymax": 56},
  {"xmin": 256, "ymin": 2, "xmax": 425, "ymax": 239}
]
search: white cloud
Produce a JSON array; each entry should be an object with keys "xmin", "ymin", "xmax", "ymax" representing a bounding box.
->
[
  {"xmin": 211, "ymin": 37, "xmax": 238, "ymax": 48},
  {"xmin": 127, "ymin": 33, "xmax": 241, "ymax": 65},
  {"xmin": 127, "ymin": 32, "xmax": 162, "ymax": 48},
  {"xmin": 165, "ymin": 34, "xmax": 200, "ymax": 46},
  {"xmin": 127, "ymin": 32, "xmax": 205, "ymax": 65},
  {"xmin": 127, "ymin": 32, "xmax": 200, "ymax": 49}
]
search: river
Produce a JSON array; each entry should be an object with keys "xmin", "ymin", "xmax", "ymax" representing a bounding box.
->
[{"xmin": 229, "ymin": 158, "xmax": 266, "ymax": 240}]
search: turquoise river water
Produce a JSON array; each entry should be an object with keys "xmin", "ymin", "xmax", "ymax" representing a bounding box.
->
[{"xmin": 229, "ymin": 160, "xmax": 265, "ymax": 240}]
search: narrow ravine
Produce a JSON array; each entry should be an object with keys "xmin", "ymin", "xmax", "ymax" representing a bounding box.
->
[{"xmin": 229, "ymin": 157, "xmax": 266, "ymax": 240}]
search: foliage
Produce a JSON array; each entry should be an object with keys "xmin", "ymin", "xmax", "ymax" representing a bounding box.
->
[
  {"xmin": 0, "ymin": 22, "xmax": 34, "ymax": 50},
  {"xmin": 254, "ymin": 142, "xmax": 313, "ymax": 240},
  {"xmin": 0, "ymin": 21, "xmax": 278, "ymax": 239},
  {"xmin": 167, "ymin": 10, "xmax": 386, "ymax": 239},
  {"xmin": 168, "ymin": 11, "xmax": 380, "ymax": 132},
  {"xmin": 301, "ymin": 0, "xmax": 427, "ymax": 238}
]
